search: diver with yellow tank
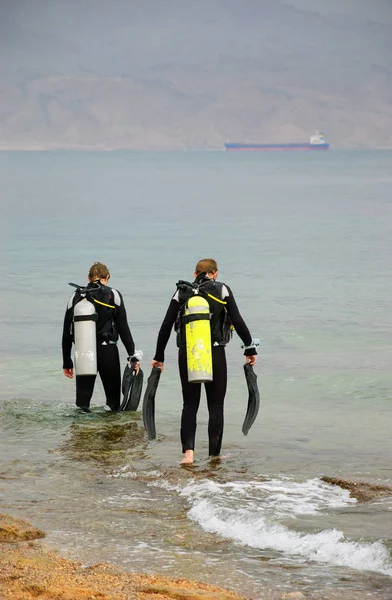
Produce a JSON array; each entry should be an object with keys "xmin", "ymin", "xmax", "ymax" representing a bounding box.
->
[{"xmin": 151, "ymin": 258, "xmax": 258, "ymax": 464}]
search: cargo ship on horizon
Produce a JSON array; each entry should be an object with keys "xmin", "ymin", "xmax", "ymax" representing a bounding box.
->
[{"xmin": 225, "ymin": 131, "xmax": 329, "ymax": 151}]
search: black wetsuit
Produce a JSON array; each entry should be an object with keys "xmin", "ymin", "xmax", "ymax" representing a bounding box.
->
[
  {"xmin": 153, "ymin": 276, "xmax": 257, "ymax": 456},
  {"xmin": 62, "ymin": 282, "xmax": 136, "ymax": 411}
]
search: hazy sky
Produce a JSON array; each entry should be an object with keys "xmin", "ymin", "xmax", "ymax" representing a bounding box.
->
[{"xmin": 1, "ymin": 0, "xmax": 391, "ymax": 81}]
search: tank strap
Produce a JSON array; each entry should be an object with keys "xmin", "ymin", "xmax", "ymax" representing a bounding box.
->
[
  {"xmin": 74, "ymin": 314, "xmax": 98, "ymax": 322},
  {"xmin": 182, "ymin": 313, "xmax": 211, "ymax": 325}
]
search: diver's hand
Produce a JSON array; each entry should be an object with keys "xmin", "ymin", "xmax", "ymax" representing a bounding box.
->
[
  {"xmin": 152, "ymin": 360, "xmax": 164, "ymax": 372},
  {"xmin": 129, "ymin": 351, "xmax": 142, "ymax": 375},
  {"xmin": 246, "ymin": 355, "xmax": 257, "ymax": 366},
  {"xmin": 63, "ymin": 368, "xmax": 74, "ymax": 379},
  {"xmin": 128, "ymin": 356, "xmax": 140, "ymax": 375},
  {"xmin": 132, "ymin": 361, "xmax": 141, "ymax": 375}
]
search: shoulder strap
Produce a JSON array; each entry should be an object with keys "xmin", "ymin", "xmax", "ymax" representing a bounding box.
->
[
  {"xmin": 92, "ymin": 286, "xmax": 115, "ymax": 309},
  {"xmin": 203, "ymin": 281, "xmax": 227, "ymax": 305},
  {"xmin": 90, "ymin": 285, "xmax": 116, "ymax": 310},
  {"xmin": 92, "ymin": 297, "xmax": 115, "ymax": 309}
]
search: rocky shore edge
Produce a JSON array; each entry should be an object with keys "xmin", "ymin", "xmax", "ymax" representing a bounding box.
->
[
  {"xmin": 0, "ymin": 513, "xmax": 282, "ymax": 600},
  {"xmin": 0, "ymin": 508, "xmax": 389, "ymax": 600}
]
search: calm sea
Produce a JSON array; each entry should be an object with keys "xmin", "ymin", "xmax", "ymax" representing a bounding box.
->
[{"xmin": 0, "ymin": 150, "xmax": 391, "ymax": 597}]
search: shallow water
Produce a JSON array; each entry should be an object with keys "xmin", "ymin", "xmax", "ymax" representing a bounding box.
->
[{"xmin": 0, "ymin": 150, "xmax": 391, "ymax": 597}]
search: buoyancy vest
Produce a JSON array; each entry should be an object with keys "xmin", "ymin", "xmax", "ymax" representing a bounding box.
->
[
  {"xmin": 174, "ymin": 278, "xmax": 233, "ymax": 348},
  {"xmin": 72, "ymin": 283, "xmax": 118, "ymax": 343}
]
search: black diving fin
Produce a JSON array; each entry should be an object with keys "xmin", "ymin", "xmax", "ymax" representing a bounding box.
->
[
  {"xmin": 242, "ymin": 363, "xmax": 260, "ymax": 435},
  {"xmin": 120, "ymin": 363, "xmax": 144, "ymax": 411},
  {"xmin": 142, "ymin": 367, "xmax": 161, "ymax": 440}
]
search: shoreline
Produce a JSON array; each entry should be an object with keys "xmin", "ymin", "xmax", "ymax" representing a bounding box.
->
[
  {"xmin": 0, "ymin": 513, "xmax": 282, "ymax": 600},
  {"xmin": 1, "ymin": 512, "xmax": 247, "ymax": 600},
  {"xmin": 1, "ymin": 512, "xmax": 390, "ymax": 600}
]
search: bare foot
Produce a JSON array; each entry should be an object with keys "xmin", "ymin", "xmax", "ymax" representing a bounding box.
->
[{"xmin": 181, "ymin": 450, "xmax": 194, "ymax": 464}]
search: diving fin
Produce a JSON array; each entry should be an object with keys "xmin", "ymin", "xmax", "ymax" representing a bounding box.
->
[
  {"xmin": 242, "ymin": 363, "xmax": 260, "ymax": 435},
  {"xmin": 120, "ymin": 363, "xmax": 144, "ymax": 411},
  {"xmin": 142, "ymin": 367, "xmax": 161, "ymax": 440}
]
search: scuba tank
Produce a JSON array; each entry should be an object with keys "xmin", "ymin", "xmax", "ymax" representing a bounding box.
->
[
  {"xmin": 73, "ymin": 299, "xmax": 98, "ymax": 376},
  {"xmin": 69, "ymin": 283, "xmax": 99, "ymax": 376},
  {"xmin": 184, "ymin": 295, "xmax": 213, "ymax": 383}
]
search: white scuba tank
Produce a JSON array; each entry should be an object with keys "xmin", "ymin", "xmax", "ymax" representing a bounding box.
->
[{"xmin": 73, "ymin": 299, "xmax": 97, "ymax": 376}]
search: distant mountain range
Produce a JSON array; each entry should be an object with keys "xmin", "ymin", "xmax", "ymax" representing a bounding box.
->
[{"xmin": 1, "ymin": 0, "xmax": 391, "ymax": 150}]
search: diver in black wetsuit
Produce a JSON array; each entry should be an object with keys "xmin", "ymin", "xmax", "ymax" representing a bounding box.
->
[
  {"xmin": 62, "ymin": 262, "xmax": 140, "ymax": 412},
  {"xmin": 151, "ymin": 258, "xmax": 258, "ymax": 464}
]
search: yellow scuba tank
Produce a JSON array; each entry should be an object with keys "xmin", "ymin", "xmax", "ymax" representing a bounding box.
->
[{"xmin": 184, "ymin": 295, "xmax": 213, "ymax": 383}]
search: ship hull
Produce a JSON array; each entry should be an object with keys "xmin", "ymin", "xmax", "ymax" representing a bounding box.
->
[{"xmin": 225, "ymin": 143, "xmax": 329, "ymax": 151}]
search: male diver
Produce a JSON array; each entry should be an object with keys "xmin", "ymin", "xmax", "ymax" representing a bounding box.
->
[
  {"xmin": 151, "ymin": 258, "xmax": 257, "ymax": 464},
  {"xmin": 62, "ymin": 262, "xmax": 140, "ymax": 412}
]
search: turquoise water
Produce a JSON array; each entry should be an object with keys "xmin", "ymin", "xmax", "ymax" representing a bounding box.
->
[{"xmin": 0, "ymin": 150, "xmax": 391, "ymax": 597}]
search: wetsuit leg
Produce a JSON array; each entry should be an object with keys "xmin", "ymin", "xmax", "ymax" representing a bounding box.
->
[
  {"xmin": 178, "ymin": 349, "xmax": 202, "ymax": 452},
  {"xmin": 97, "ymin": 343, "xmax": 121, "ymax": 411},
  {"xmin": 205, "ymin": 346, "xmax": 227, "ymax": 456},
  {"xmin": 76, "ymin": 375, "xmax": 96, "ymax": 409}
]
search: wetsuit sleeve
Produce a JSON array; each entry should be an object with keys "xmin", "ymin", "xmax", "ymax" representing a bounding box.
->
[
  {"xmin": 225, "ymin": 285, "xmax": 257, "ymax": 356},
  {"xmin": 153, "ymin": 298, "xmax": 179, "ymax": 362},
  {"xmin": 62, "ymin": 306, "xmax": 74, "ymax": 369},
  {"xmin": 114, "ymin": 290, "xmax": 136, "ymax": 357}
]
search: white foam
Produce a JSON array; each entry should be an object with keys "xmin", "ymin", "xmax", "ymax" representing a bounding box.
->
[
  {"xmin": 108, "ymin": 467, "xmax": 162, "ymax": 479},
  {"xmin": 177, "ymin": 477, "xmax": 392, "ymax": 577}
]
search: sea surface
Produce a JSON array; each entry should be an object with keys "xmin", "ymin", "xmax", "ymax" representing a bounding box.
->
[{"xmin": 0, "ymin": 149, "xmax": 391, "ymax": 598}]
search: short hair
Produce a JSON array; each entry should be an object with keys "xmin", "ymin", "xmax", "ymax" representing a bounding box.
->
[
  {"xmin": 195, "ymin": 258, "xmax": 218, "ymax": 275},
  {"xmin": 88, "ymin": 262, "xmax": 110, "ymax": 281}
]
